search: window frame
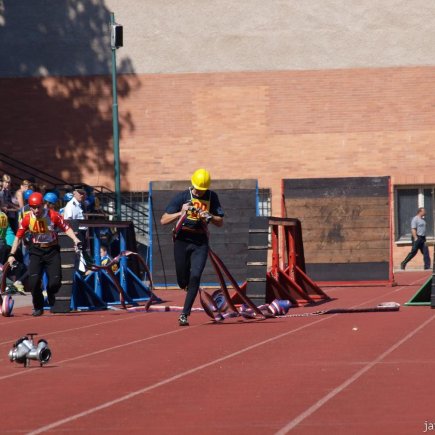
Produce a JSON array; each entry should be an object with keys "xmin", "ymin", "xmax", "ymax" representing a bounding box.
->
[{"xmin": 394, "ymin": 185, "xmax": 434, "ymax": 244}]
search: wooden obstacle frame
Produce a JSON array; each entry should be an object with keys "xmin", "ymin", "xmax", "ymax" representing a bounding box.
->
[
  {"xmin": 53, "ymin": 220, "xmax": 159, "ymax": 312},
  {"xmin": 281, "ymin": 176, "xmax": 394, "ymax": 286},
  {"xmin": 266, "ymin": 217, "xmax": 331, "ymax": 306},
  {"xmin": 233, "ymin": 216, "xmax": 330, "ymax": 306}
]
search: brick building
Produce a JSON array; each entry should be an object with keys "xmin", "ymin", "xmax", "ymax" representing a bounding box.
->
[{"xmin": 0, "ymin": 0, "xmax": 434, "ymax": 269}]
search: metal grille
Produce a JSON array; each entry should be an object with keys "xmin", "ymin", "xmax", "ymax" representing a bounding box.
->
[
  {"xmin": 97, "ymin": 191, "xmax": 150, "ymax": 244},
  {"xmin": 257, "ymin": 188, "xmax": 271, "ymax": 216}
]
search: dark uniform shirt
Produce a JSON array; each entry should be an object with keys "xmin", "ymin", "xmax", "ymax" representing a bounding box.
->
[{"xmin": 165, "ymin": 189, "xmax": 224, "ymax": 242}]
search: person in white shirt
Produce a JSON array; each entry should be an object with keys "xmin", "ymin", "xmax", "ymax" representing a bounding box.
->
[
  {"xmin": 63, "ymin": 188, "xmax": 86, "ymax": 221},
  {"xmin": 63, "ymin": 188, "xmax": 87, "ymax": 251}
]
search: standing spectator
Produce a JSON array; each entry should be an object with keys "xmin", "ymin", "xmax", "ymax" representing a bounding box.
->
[
  {"xmin": 15, "ymin": 179, "xmax": 34, "ymax": 209},
  {"xmin": 63, "ymin": 188, "xmax": 88, "ymax": 274},
  {"xmin": 7, "ymin": 192, "xmax": 81, "ymax": 316},
  {"xmin": 63, "ymin": 188, "xmax": 87, "ymax": 244},
  {"xmin": 160, "ymin": 169, "xmax": 224, "ymax": 326},
  {"xmin": 401, "ymin": 207, "xmax": 431, "ymax": 270},
  {"xmin": 0, "ymin": 209, "xmax": 26, "ymax": 293},
  {"xmin": 0, "ymin": 209, "xmax": 9, "ymax": 264},
  {"xmin": 63, "ymin": 188, "xmax": 86, "ymax": 221},
  {"xmin": 38, "ymin": 184, "xmax": 47, "ymax": 196},
  {"xmin": 18, "ymin": 189, "xmax": 34, "ymax": 269},
  {"xmin": 59, "ymin": 191, "xmax": 73, "ymax": 215},
  {"xmin": 18, "ymin": 189, "xmax": 34, "ymax": 225},
  {"xmin": 43, "ymin": 191, "xmax": 59, "ymax": 211},
  {"xmin": 0, "ymin": 174, "xmax": 19, "ymax": 233},
  {"xmin": 0, "ymin": 174, "xmax": 12, "ymax": 210},
  {"xmin": 84, "ymin": 185, "xmax": 97, "ymax": 213}
]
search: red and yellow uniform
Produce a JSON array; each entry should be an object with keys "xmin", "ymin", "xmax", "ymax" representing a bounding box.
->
[
  {"xmin": 13, "ymin": 209, "xmax": 72, "ymax": 313},
  {"xmin": 8, "ymin": 191, "xmax": 81, "ymax": 316},
  {"xmin": 16, "ymin": 209, "xmax": 71, "ymax": 245}
]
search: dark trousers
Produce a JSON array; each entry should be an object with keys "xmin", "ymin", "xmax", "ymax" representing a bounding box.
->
[
  {"xmin": 402, "ymin": 236, "xmax": 431, "ymax": 269},
  {"xmin": 28, "ymin": 245, "xmax": 62, "ymax": 310},
  {"xmin": 0, "ymin": 241, "xmax": 26, "ymax": 281},
  {"xmin": 0, "ymin": 240, "xmax": 9, "ymax": 265},
  {"xmin": 174, "ymin": 238, "xmax": 209, "ymax": 316}
]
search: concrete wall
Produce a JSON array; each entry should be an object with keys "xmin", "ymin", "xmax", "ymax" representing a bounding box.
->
[
  {"xmin": 111, "ymin": 0, "xmax": 435, "ymax": 73},
  {"xmin": 1, "ymin": 0, "xmax": 435, "ymax": 77}
]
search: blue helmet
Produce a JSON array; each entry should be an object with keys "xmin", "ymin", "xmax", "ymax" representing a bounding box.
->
[
  {"xmin": 43, "ymin": 192, "xmax": 58, "ymax": 204},
  {"xmin": 85, "ymin": 195, "xmax": 95, "ymax": 207},
  {"xmin": 23, "ymin": 189, "xmax": 34, "ymax": 202},
  {"xmin": 63, "ymin": 192, "xmax": 73, "ymax": 202}
]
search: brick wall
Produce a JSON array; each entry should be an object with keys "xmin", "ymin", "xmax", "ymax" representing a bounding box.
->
[{"xmin": 2, "ymin": 66, "xmax": 435, "ymax": 268}]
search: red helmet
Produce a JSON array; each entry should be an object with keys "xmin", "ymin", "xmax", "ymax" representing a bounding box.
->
[{"xmin": 28, "ymin": 192, "xmax": 43, "ymax": 206}]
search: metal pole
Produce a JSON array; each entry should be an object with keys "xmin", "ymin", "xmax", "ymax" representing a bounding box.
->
[{"xmin": 110, "ymin": 12, "xmax": 121, "ymax": 219}]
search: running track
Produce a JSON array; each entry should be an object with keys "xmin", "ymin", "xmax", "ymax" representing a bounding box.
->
[{"xmin": 0, "ymin": 271, "xmax": 433, "ymax": 434}]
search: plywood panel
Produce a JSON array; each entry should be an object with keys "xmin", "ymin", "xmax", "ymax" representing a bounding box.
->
[{"xmin": 283, "ymin": 176, "xmax": 391, "ymax": 282}]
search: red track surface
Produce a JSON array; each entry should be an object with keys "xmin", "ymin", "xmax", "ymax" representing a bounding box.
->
[{"xmin": 0, "ymin": 271, "xmax": 434, "ymax": 434}]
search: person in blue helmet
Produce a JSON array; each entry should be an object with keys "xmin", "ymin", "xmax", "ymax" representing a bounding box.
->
[
  {"xmin": 160, "ymin": 169, "xmax": 224, "ymax": 326},
  {"xmin": 43, "ymin": 191, "xmax": 59, "ymax": 211},
  {"xmin": 59, "ymin": 192, "xmax": 73, "ymax": 215},
  {"xmin": 18, "ymin": 189, "xmax": 34, "ymax": 225}
]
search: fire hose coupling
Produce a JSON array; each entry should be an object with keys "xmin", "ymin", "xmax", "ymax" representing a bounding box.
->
[
  {"xmin": 8, "ymin": 333, "xmax": 52, "ymax": 367},
  {"xmin": 187, "ymin": 206, "xmax": 212, "ymax": 223}
]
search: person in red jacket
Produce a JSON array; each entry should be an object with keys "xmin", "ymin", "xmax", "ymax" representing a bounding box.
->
[{"xmin": 7, "ymin": 192, "xmax": 81, "ymax": 316}]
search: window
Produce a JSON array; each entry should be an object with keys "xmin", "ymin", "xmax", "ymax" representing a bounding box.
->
[
  {"xmin": 395, "ymin": 187, "xmax": 434, "ymax": 241},
  {"xmin": 257, "ymin": 188, "xmax": 271, "ymax": 217}
]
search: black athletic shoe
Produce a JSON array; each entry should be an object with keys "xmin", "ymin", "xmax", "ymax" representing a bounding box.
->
[
  {"xmin": 178, "ymin": 313, "xmax": 189, "ymax": 326},
  {"xmin": 32, "ymin": 309, "xmax": 44, "ymax": 317},
  {"xmin": 400, "ymin": 262, "xmax": 406, "ymax": 270}
]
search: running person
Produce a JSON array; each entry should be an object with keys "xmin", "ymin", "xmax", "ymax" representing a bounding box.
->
[
  {"xmin": 160, "ymin": 169, "xmax": 224, "ymax": 326},
  {"xmin": 7, "ymin": 192, "xmax": 81, "ymax": 316}
]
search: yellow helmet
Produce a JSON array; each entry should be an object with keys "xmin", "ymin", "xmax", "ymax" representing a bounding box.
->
[{"xmin": 191, "ymin": 168, "xmax": 211, "ymax": 191}]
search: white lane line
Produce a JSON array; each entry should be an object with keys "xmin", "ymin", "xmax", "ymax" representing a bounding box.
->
[
  {"xmin": 1, "ymin": 277, "xmax": 424, "ymax": 379},
  {"xmin": 22, "ymin": 277, "xmax": 428, "ymax": 433},
  {"xmin": 27, "ymin": 315, "xmax": 333, "ymax": 435},
  {"xmin": 0, "ymin": 312, "xmax": 147, "ymax": 346},
  {"xmin": 274, "ymin": 313, "xmax": 435, "ymax": 434},
  {"xmin": 2, "ymin": 274, "xmax": 425, "ymax": 346},
  {"xmin": 0, "ymin": 323, "xmax": 196, "ymax": 381}
]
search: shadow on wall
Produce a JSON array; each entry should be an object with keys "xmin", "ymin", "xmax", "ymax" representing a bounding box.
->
[{"xmin": 0, "ymin": 1, "xmax": 139, "ymax": 188}]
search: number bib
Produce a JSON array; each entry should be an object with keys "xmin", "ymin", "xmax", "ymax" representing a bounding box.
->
[{"xmin": 28, "ymin": 213, "xmax": 57, "ymax": 244}]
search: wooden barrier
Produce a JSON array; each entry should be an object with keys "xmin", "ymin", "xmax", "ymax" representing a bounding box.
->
[{"xmin": 282, "ymin": 177, "xmax": 394, "ymax": 286}]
